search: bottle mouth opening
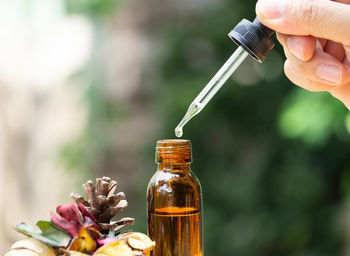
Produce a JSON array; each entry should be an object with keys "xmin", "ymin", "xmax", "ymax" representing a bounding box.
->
[{"xmin": 156, "ymin": 139, "xmax": 191, "ymax": 151}]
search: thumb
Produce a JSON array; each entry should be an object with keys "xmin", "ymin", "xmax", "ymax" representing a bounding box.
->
[{"xmin": 256, "ymin": 0, "xmax": 350, "ymax": 46}]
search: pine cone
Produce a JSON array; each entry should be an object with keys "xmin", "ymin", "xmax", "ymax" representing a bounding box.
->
[{"xmin": 71, "ymin": 177, "xmax": 135, "ymax": 234}]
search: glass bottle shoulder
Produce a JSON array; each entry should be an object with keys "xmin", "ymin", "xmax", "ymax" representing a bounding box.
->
[
  {"xmin": 147, "ymin": 167, "xmax": 202, "ymax": 210},
  {"xmin": 148, "ymin": 168, "xmax": 201, "ymax": 192}
]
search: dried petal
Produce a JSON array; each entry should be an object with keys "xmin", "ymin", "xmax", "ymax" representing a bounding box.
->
[
  {"xmin": 97, "ymin": 237, "xmax": 117, "ymax": 246},
  {"xmin": 7, "ymin": 238, "xmax": 56, "ymax": 256},
  {"xmin": 59, "ymin": 248, "xmax": 91, "ymax": 256},
  {"xmin": 51, "ymin": 212, "xmax": 80, "ymax": 237},
  {"xmin": 119, "ymin": 233, "xmax": 155, "ymax": 253},
  {"xmin": 77, "ymin": 203, "xmax": 96, "ymax": 224},
  {"xmin": 5, "ymin": 250, "xmax": 38, "ymax": 256},
  {"xmin": 93, "ymin": 240, "xmax": 133, "ymax": 256},
  {"xmin": 56, "ymin": 203, "xmax": 83, "ymax": 225},
  {"xmin": 51, "ymin": 204, "xmax": 97, "ymax": 238},
  {"xmin": 68, "ymin": 226, "xmax": 101, "ymax": 253}
]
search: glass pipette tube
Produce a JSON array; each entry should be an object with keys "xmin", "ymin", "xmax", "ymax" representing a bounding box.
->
[{"xmin": 175, "ymin": 46, "xmax": 249, "ymax": 137}]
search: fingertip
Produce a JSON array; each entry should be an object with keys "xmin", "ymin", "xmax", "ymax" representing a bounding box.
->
[
  {"xmin": 286, "ymin": 37, "xmax": 305, "ymax": 61},
  {"xmin": 286, "ymin": 36, "xmax": 316, "ymax": 61},
  {"xmin": 255, "ymin": 0, "xmax": 284, "ymax": 30},
  {"xmin": 256, "ymin": 0, "xmax": 309, "ymax": 35},
  {"xmin": 316, "ymin": 64, "xmax": 343, "ymax": 86},
  {"xmin": 302, "ymin": 36, "xmax": 316, "ymax": 61},
  {"xmin": 283, "ymin": 60, "xmax": 333, "ymax": 92}
]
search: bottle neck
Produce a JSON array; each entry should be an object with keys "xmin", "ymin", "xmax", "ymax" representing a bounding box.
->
[{"xmin": 157, "ymin": 162, "xmax": 191, "ymax": 172}]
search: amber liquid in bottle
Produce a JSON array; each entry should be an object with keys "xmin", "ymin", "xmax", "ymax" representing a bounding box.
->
[{"xmin": 147, "ymin": 140, "xmax": 203, "ymax": 256}]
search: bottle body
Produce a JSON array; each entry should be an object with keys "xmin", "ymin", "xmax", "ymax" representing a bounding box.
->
[{"xmin": 147, "ymin": 140, "xmax": 203, "ymax": 256}]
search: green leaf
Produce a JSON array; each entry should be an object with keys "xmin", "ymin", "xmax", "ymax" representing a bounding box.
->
[{"xmin": 14, "ymin": 221, "xmax": 71, "ymax": 247}]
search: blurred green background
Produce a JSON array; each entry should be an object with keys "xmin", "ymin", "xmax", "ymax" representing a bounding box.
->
[{"xmin": 1, "ymin": 0, "xmax": 350, "ymax": 255}]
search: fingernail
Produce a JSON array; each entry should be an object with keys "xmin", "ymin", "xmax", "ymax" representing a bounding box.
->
[
  {"xmin": 256, "ymin": 0, "xmax": 285, "ymax": 20},
  {"xmin": 287, "ymin": 38, "xmax": 304, "ymax": 60},
  {"xmin": 316, "ymin": 64, "xmax": 342, "ymax": 85}
]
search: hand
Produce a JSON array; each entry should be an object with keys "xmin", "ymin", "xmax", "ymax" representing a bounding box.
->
[{"xmin": 256, "ymin": 0, "xmax": 350, "ymax": 110}]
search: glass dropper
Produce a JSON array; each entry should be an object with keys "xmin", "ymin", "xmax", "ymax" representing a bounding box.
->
[
  {"xmin": 174, "ymin": 17, "xmax": 276, "ymax": 137},
  {"xmin": 175, "ymin": 46, "xmax": 248, "ymax": 137}
]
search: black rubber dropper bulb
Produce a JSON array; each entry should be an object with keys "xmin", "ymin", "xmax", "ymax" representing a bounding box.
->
[{"xmin": 228, "ymin": 17, "xmax": 275, "ymax": 63}]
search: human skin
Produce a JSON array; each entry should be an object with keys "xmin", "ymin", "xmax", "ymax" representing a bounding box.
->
[{"xmin": 255, "ymin": 0, "xmax": 350, "ymax": 110}]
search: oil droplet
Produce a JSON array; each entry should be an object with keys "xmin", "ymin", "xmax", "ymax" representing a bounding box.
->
[{"xmin": 175, "ymin": 127, "xmax": 183, "ymax": 138}]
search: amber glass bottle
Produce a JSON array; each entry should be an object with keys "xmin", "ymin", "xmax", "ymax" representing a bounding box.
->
[{"xmin": 147, "ymin": 139, "xmax": 203, "ymax": 256}]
